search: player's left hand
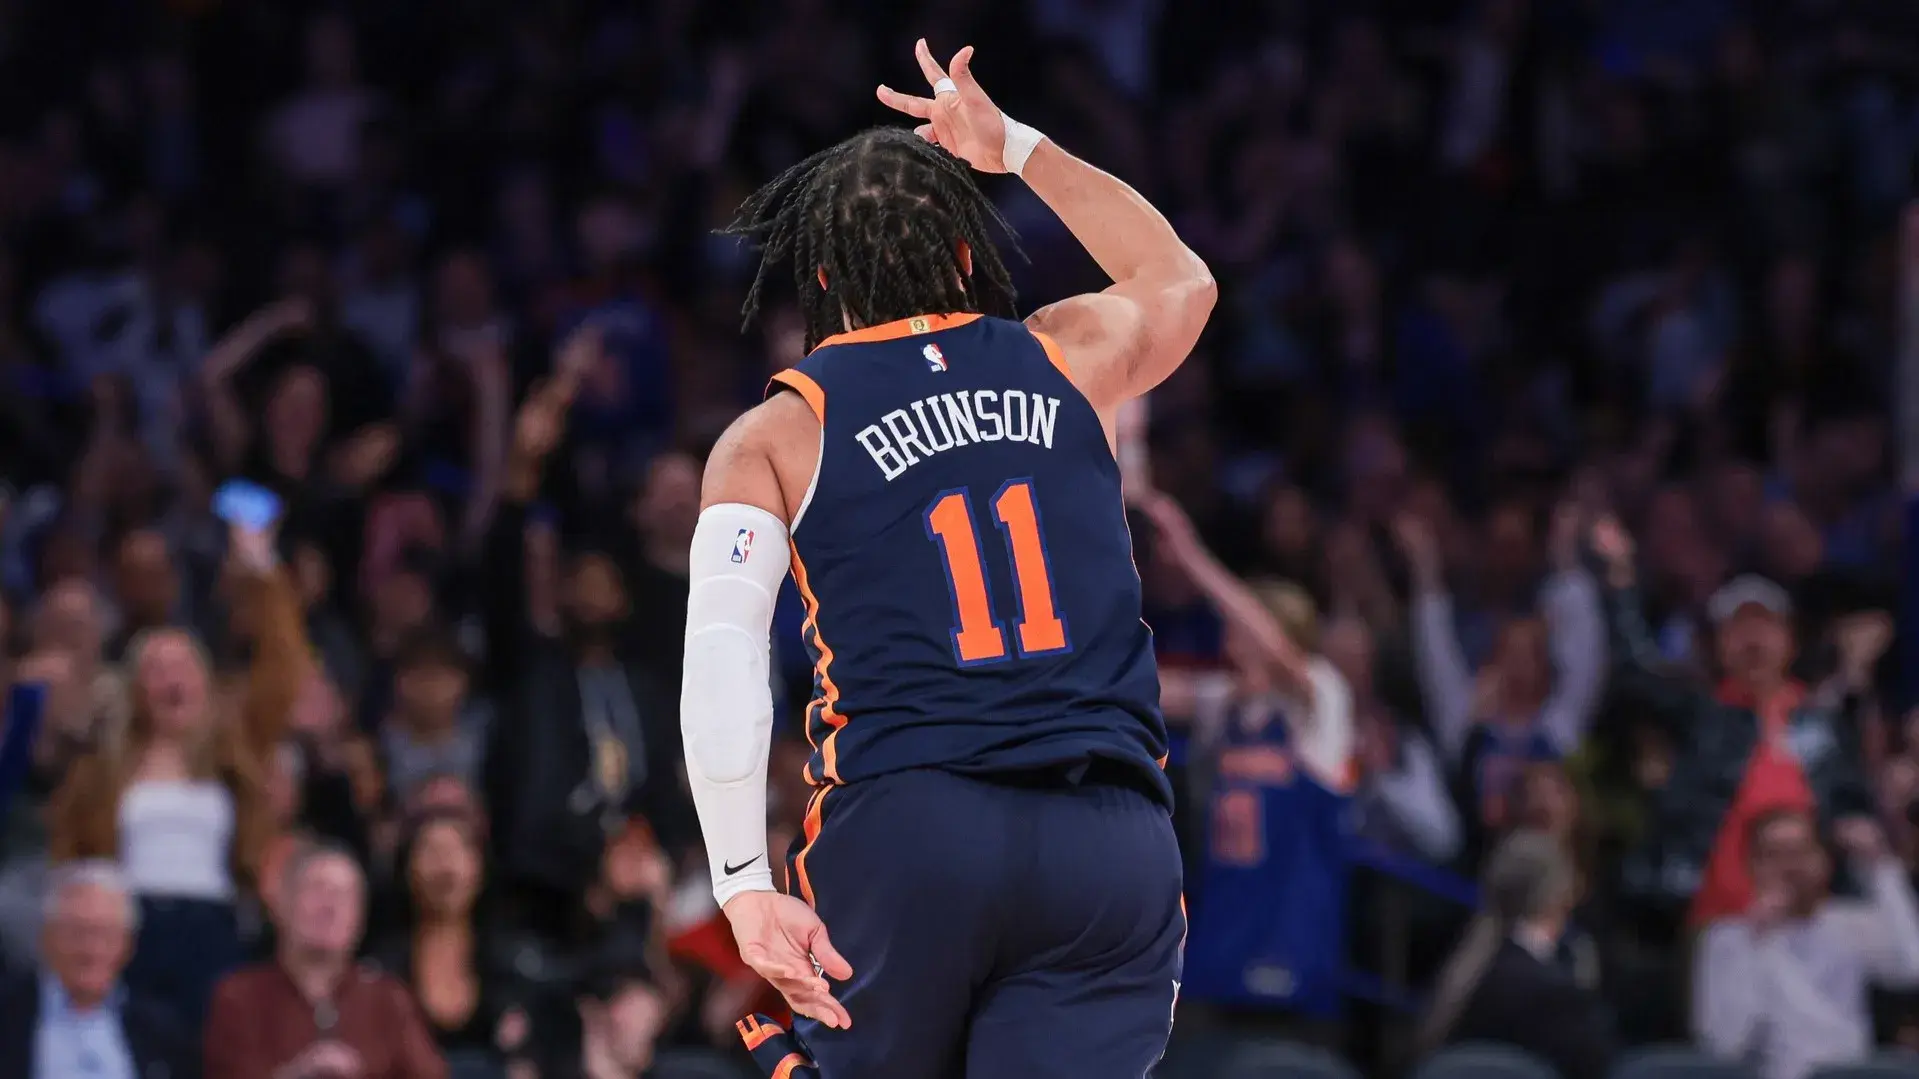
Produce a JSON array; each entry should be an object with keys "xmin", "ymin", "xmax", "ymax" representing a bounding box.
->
[
  {"xmin": 723, "ymin": 890, "xmax": 855, "ymax": 1029},
  {"xmin": 877, "ymin": 40, "xmax": 1009, "ymax": 172}
]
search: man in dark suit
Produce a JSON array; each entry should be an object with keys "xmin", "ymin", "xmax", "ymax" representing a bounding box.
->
[{"xmin": 0, "ymin": 861, "xmax": 198, "ymax": 1079}]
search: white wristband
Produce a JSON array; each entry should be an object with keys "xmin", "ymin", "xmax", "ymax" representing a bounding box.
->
[{"xmin": 1002, "ymin": 114, "xmax": 1045, "ymax": 177}]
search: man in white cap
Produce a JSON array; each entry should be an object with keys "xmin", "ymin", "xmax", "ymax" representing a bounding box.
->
[
  {"xmin": 1705, "ymin": 574, "xmax": 1798, "ymax": 696},
  {"xmin": 1590, "ymin": 520, "xmax": 1883, "ymax": 932}
]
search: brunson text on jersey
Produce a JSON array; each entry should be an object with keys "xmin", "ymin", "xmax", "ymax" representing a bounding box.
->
[{"xmin": 856, "ymin": 387, "xmax": 1064, "ymax": 481}]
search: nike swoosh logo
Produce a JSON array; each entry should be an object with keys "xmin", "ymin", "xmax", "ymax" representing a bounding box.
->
[{"xmin": 724, "ymin": 855, "xmax": 764, "ymax": 876}]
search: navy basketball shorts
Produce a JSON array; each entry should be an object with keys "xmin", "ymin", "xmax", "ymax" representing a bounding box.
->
[{"xmin": 785, "ymin": 766, "xmax": 1186, "ymax": 1079}]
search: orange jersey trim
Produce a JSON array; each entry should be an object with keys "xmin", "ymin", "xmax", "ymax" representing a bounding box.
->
[
  {"xmin": 787, "ymin": 545, "xmax": 848, "ymax": 782},
  {"xmin": 1031, "ymin": 329, "xmax": 1073, "ymax": 380},
  {"xmin": 793, "ymin": 786, "xmax": 830, "ymax": 907},
  {"xmin": 812, "ymin": 311, "xmax": 982, "ymax": 351},
  {"xmin": 772, "ymin": 1052, "xmax": 810, "ymax": 1079},
  {"xmin": 767, "ymin": 368, "xmax": 826, "ymax": 423},
  {"xmin": 736, "ymin": 1015, "xmax": 784, "ymax": 1051}
]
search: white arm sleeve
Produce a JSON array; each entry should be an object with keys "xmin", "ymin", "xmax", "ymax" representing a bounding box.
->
[{"xmin": 682, "ymin": 502, "xmax": 790, "ymax": 906}]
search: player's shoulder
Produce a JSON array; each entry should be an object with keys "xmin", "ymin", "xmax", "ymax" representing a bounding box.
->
[
  {"xmin": 702, "ymin": 388, "xmax": 819, "ymax": 518},
  {"xmin": 709, "ymin": 391, "xmax": 816, "ymax": 472},
  {"xmin": 1025, "ymin": 293, "xmax": 1145, "ymax": 347},
  {"xmin": 1023, "ymin": 297, "xmax": 1147, "ymax": 410}
]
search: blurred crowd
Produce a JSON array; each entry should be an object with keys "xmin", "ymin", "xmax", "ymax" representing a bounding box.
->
[{"xmin": 0, "ymin": 0, "xmax": 1915, "ymax": 1077}]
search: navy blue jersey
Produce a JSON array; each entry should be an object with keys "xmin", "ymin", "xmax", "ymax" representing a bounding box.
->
[
  {"xmin": 767, "ymin": 312, "xmax": 1167, "ymax": 803},
  {"xmin": 1184, "ymin": 704, "xmax": 1353, "ymax": 1017}
]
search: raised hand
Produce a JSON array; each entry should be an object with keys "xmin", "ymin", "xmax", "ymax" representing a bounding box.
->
[
  {"xmin": 876, "ymin": 40, "xmax": 1010, "ymax": 172},
  {"xmin": 247, "ymin": 297, "xmax": 316, "ymax": 338},
  {"xmin": 553, "ymin": 324, "xmax": 603, "ymax": 398},
  {"xmin": 329, "ymin": 424, "xmax": 400, "ymax": 489},
  {"xmin": 722, "ymin": 891, "xmax": 853, "ymax": 1030},
  {"xmin": 1834, "ymin": 610, "xmax": 1893, "ymax": 687},
  {"xmin": 1835, "ymin": 815, "xmax": 1891, "ymax": 864},
  {"xmin": 1589, "ymin": 516, "xmax": 1636, "ymax": 587},
  {"xmin": 228, "ymin": 517, "xmax": 281, "ymax": 574},
  {"xmin": 1390, "ymin": 513, "xmax": 1441, "ymax": 587},
  {"xmin": 512, "ymin": 381, "xmax": 569, "ymax": 462}
]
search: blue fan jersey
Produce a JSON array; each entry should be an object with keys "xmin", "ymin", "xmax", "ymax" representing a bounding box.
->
[
  {"xmin": 766, "ymin": 313, "xmax": 1168, "ymax": 804},
  {"xmin": 1184, "ymin": 704, "xmax": 1353, "ymax": 1017}
]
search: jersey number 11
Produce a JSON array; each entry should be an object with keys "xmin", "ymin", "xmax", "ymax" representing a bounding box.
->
[{"xmin": 925, "ymin": 479, "xmax": 1072, "ymax": 665}]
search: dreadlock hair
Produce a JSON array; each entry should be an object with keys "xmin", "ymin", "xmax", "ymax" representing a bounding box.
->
[{"xmin": 725, "ymin": 126, "xmax": 1020, "ymax": 352}]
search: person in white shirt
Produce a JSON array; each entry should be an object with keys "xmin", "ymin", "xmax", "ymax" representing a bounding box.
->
[
  {"xmin": 1694, "ymin": 807, "xmax": 1919, "ymax": 1079},
  {"xmin": 48, "ymin": 519, "xmax": 311, "ymax": 1032}
]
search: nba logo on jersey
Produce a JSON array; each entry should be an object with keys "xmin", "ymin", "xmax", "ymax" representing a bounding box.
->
[
  {"xmin": 922, "ymin": 343, "xmax": 948, "ymax": 372},
  {"xmin": 731, "ymin": 528, "xmax": 754, "ymax": 563}
]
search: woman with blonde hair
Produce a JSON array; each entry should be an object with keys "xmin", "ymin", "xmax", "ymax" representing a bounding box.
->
[{"xmin": 49, "ymin": 520, "xmax": 312, "ymax": 1028}]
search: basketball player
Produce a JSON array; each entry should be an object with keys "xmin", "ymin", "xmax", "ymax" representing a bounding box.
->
[{"xmin": 680, "ymin": 40, "xmax": 1215, "ymax": 1077}]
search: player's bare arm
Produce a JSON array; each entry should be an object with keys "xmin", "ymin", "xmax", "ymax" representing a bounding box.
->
[
  {"xmin": 878, "ymin": 40, "xmax": 1217, "ymax": 428},
  {"xmin": 684, "ymin": 397, "xmax": 852, "ymax": 1029}
]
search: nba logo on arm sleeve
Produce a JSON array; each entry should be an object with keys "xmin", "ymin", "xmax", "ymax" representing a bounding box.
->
[{"xmin": 732, "ymin": 528, "xmax": 755, "ymax": 563}]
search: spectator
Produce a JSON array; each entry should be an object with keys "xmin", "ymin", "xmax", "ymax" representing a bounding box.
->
[
  {"xmin": 1329, "ymin": 613, "xmax": 1462, "ymax": 865},
  {"xmin": 28, "ymin": 576, "xmax": 124, "ymax": 747},
  {"xmin": 1508, "ymin": 762, "xmax": 1607, "ymax": 991},
  {"xmin": 276, "ymin": 670, "xmax": 377, "ymax": 875},
  {"xmin": 205, "ymin": 840, "xmax": 445, "ymax": 1079},
  {"xmin": 339, "ymin": 218, "xmax": 421, "ymax": 388},
  {"xmin": 481, "ymin": 342, "xmax": 691, "ymax": 941},
  {"xmin": 154, "ymin": 450, "xmax": 229, "ymax": 647},
  {"xmin": 1135, "ymin": 490, "xmax": 1316, "ymax": 729},
  {"xmin": 0, "ymin": 1, "xmax": 1912, "ymax": 1073},
  {"xmin": 1591, "ymin": 518, "xmax": 1882, "ymax": 927},
  {"xmin": 1693, "ymin": 808, "xmax": 1919, "ymax": 1079},
  {"xmin": 108, "ymin": 528, "xmax": 181, "ymax": 661},
  {"xmin": 1418, "ymin": 831, "xmax": 1617, "ymax": 1079},
  {"xmin": 622, "ymin": 450, "xmax": 700, "ymax": 690},
  {"xmin": 382, "ymin": 629, "xmax": 487, "ymax": 801},
  {"xmin": 292, "ymin": 536, "xmax": 367, "ymax": 704},
  {"xmin": 266, "ymin": 12, "xmax": 377, "ymax": 191},
  {"xmin": 197, "ymin": 299, "xmax": 321, "ymax": 484},
  {"xmin": 399, "ymin": 259, "xmax": 511, "ymax": 551},
  {"xmin": 578, "ymin": 982, "xmax": 669, "ymax": 1079},
  {"xmin": 0, "ymin": 861, "xmax": 197, "ymax": 1079},
  {"xmin": 0, "ymin": 678, "xmax": 48, "ymax": 831},
  {"xmin": 358, "ymin": 537, "xmax": 449, "ymax": 733},
  {"xmin": 0, "ymin": 665, "xmax": 61, "ymax": 972},
  {"xmin": 48, "ymin": 521, "xmax": 309, "ymax": 1029},
  {"xmin": 1134, "ymin": 490, "xmax": 1354, "ymax": 1029},
  {"xmin": 203, "ymin": 270, "xmax": 397, "ymax": 520},
  {"xmin": 1395, "ymin": 506, "xmax": 1606, "ymax": 860},
  {"xmin": 371, "ymin": 811, "xmax": 528, "ymax": 1077}
]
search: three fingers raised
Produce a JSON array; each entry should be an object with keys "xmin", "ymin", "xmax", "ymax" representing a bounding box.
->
[{"xmin": 913, "ymin": 38, "xmax": 948, "ymax": 88}]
